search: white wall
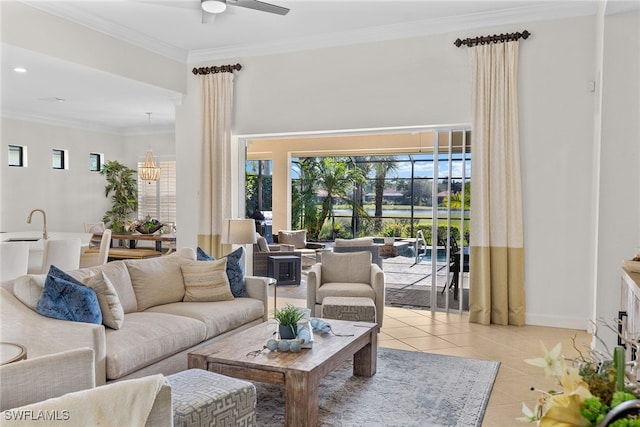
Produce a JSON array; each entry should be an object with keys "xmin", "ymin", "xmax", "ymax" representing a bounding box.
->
[
  {"xmin": 0, "ymin": 118, "xmax": 175, "ymax": 233},
  {"xmin": 178, "ymin": 15, "xmax": 614, "ymax": 329},
  {"xmin": 595, "ymin": 11, "xmax": 640, "ymax": 343},
  {"xmin": 1, "ymin": 119, "xmax": 123, "ymax": 232}
]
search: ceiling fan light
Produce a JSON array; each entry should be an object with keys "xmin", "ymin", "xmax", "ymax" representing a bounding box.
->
[{"xmin": 201, "ymin": 0, "xmax": 226, "ymax": 14}]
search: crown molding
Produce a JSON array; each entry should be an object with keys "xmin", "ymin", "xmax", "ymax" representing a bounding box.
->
[
  {"xmin": 1, "ymin": 110, "xmax": 174, "ymax": 136},
  {"xmin": 23, "ymin": 1, "xmax": 188, "ymax": 62},
  {"xmin": 24, "ymin": 1, "xmax": 597, "ymax": 65},
  {"xmin": 188, "ymin": 1, "xmax": 597, "ymax": 62}
]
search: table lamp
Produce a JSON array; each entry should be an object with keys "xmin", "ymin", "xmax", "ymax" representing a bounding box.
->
[{"xmin": 221, "ymin": 219, "xmax": 257, "ymax": 274}]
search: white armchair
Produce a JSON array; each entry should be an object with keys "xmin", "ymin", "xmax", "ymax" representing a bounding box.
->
[
  {"xmin": 0, "ymin": 348, "xmax": 172, "ymax": 426},
  {"xmin": 306, "ymin": 251, "xmax": 385, "ymax": 326}
]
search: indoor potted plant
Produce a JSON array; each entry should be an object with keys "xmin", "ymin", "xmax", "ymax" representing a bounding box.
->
[
  {"xmin": 100, "ymin": 160, "xmax": 138, "ymax": 233},
  {"xmin": 273, "ymin": 304, "xmax": 305, "ymax": 340}
]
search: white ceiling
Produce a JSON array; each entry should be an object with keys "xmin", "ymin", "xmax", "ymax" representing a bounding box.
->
[{"xmin": 2, "ymin": 0, "xmax": 636, "ymax": 134}]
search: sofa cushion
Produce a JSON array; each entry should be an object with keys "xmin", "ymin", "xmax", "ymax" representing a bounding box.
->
[
  {"xmin": 85, "ymin": 272, "xmax": 124, "ymax": 330},
  {"xmin": 13, "ymin": 274, "xmax": 46, "ymax": 310},
  {"xmin": 35, "ymin": 268, "xmax": 102, "ymax": 325},
  {"xmin": 125, "ymin": 255, "xmax": 193, "ymax": 311},
  {"xmin": 197, "ymin": 247, "xmax": 247, "ymax": 298},
  {"xmin": 181, "ymin": 259, "xmax": 234, "ymax": 302},
  {"xmin": 146, "ymin": 298, "xmax": 264, "ymax": 340},
  {"xmin": 220, "ymin": 247, "xmax": 246, "ymax": 298},
  {"xmin": 278, "ymin": 230, "xmax": 307, "ymax": 249},
  {"xmin": 87, "ymin": 261, "xmax": 137, "ymax": 314},
  {"xmin": 321, "ymin": 251, "xmax": 372, "ymax": 284},
  {"xmin": 105, "ymin": 312, "xmax": 207, "ymax": 380},
  {"xmin": 315, "ymin": 282, "xmax": 377, "ymax": 305}
]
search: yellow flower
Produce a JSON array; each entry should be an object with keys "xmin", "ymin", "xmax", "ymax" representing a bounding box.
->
[
  {"xmin": 539, "ymin": 394, "xmax": 590, "ymax": 427},
  {"xmin": 525, "ymin": 342, "xmax": 564, "ymax": 379},
  {"xmin": 559, "ymin": 366, "xmax": 592, "ymax": 402}
]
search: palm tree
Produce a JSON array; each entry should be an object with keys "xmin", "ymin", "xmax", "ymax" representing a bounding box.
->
[
  {"xmin": 292, "ymin": 158, "xmax": 320, "ymax": 233},
  {"xmin": 311, "ymin": 157, "xmax": 365, "ymax": 240},
  {"xmin": 352, "ymin": 158, "xmax": 373, "ymax": 237},
  {"xmin": 372, "ymin": 156, "xmax": 398, "ymax": 232}
]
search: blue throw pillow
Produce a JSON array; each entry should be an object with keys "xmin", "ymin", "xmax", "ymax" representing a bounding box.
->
[
  {"xmin": 223, "ymin": 247, "xmax": 246, "ymax": 297},
  {"xmin": 197, "ymin": 247, "xmax": 215, "ymax": 261},
  {"xmin": 196, "ymin": 247, "xmax": 246, "ymax": 297},
  {"xmin": 36, "ymin": 266, "xmax": 102, "ymax": 324}
]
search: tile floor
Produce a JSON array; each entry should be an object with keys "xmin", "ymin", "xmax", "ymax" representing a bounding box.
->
[{"xmin": 274, "ymin": 295, "xmax": 592, "ymax": 427}]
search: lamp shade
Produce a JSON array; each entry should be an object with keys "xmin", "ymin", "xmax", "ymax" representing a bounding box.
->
[{"xmin": 221, "ymin": 219, "xmax": 256, "ymax": 245}]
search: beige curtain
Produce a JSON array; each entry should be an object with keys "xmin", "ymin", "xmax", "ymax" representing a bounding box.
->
[
  {"xmin": 197, "ymin": 72, "xmax": 234, "ymax": 258},
  {"xmin": 468, "ymin": 41, "xmax": 525, "ymax": 326}
]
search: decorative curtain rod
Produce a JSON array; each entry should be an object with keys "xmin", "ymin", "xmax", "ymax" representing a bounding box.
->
[
  {"xmin": 454, "ymin": 30, "xmax": 530, "ymax": 48},
  {"xmin": 192, "ymin": 63, "xmax": 242, "ymax": 75}
]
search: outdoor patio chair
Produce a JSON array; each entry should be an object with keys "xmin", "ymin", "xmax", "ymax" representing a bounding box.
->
[
  {"xmin": 332, "ymin": 237, "xmax": 382, "ymax": 269},
  {"xmin": 441, "ymin": 236, "xmax": 469, "ymax": 300},
  {"xmin": 252, "ymin": 233, "xmax": 300, "ymax": 277},
  {"xmin": 273, "ymin": 230, "xmax": 325, "ymax": 255}
]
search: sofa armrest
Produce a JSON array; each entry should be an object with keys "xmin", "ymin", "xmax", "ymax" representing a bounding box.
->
[
  {"xmin": 0, "ymin": 288, "xmax": 107, "ymax": 385},
  {"xmin": 370, "ymin": 264, "xmax": 386, "ymax": 327},
  {"xmin": 306, "ymin": 263, "xmax": 322, "ymax": 316},
  {"xmin": 244, "ymin": 275, "xmax": 272, "ymax": 322},
  {"xmin": 0, "ymin": 348, "xmax": 95, "ymax": 411}
]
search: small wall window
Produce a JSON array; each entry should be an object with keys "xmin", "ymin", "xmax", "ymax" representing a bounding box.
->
[
  {"xmin": 89, "ymin": 153, "xmax": 103, "ymax": 172},
  {"xmin": 52, "ymin": 149, "xmax": 67, "ymax": 170},
  {"xmin": 8, "ymin": 145, "xmax": 26, "ymax": 167}
]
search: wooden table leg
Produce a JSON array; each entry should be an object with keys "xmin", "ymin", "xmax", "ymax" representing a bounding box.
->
[
  {"xmin": 353, "ymin": 330, "xmax": 377, "ymax": 377},
  {"xmin": 285, "ymin": 370, "xmax": 318, "ymax": 427}
]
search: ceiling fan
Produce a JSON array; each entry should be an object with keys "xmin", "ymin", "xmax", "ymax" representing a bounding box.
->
[
  {"xmin": 138, "ymin": 0, "xmax": 289, "ymax": 23},
  {"xmin": 200, "ymin": 0, "xmax": 289, "ymax": 16}
]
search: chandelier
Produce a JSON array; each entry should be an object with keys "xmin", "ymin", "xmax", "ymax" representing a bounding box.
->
[
  {"xmin": 139, "ymin": 149, "xmax": 161, "ymax": 182},
  {"xmin": 138, "ymin": 112, "xmax": 161, "ymax": 182}
]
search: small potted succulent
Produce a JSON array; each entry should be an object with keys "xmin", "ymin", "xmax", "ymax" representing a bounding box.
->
[{"xmin": 273, "ymin": 304, "xmax": 306, "ymax": 340}]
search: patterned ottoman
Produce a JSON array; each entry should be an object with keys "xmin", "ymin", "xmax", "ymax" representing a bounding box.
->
[
  {"xmin": 321, "ymin": 296, "xmax": 377, "ymax": 324},
  {"xmin": 167, "ymin": 369, "xmax": 256, "ymax": 427}
]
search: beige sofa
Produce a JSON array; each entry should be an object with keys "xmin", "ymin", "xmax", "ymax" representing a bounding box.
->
[
  {"xmin": 0, "ymin": 348, "xmax": 172, "ymax": 426},
  {"xmin": 0, "ymin": 247, "xmax": 270, "ymax": 385}
]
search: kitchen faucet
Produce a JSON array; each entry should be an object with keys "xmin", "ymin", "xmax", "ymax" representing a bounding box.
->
[{"xmin": 27, "ymin": 209, "xmax": 48, "ymax": 240}]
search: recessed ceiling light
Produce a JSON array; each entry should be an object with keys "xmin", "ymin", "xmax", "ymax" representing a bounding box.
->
[{"xmin": 13, "ymin": 67, "xmax": 28, "ymax": 73}]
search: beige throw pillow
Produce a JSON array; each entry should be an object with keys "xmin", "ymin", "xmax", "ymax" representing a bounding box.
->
[
  {"xmin": 181, "ymin": 259, "xmax": 234, "ymax": 302},
  {"xmin": 85, "ymin": 271, "xmax": 125, "ymax": 330},
  {"xmin": 125, "ymin": 256, "xmax": 191, "ymax": 311}
]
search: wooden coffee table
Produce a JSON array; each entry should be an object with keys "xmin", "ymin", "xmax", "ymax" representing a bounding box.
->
[{"xmin": 188, "ymin": 319, "xmax": 377, "ymax": 426}]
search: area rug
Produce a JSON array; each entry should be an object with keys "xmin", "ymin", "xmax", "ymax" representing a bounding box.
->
[{"xmin": 253, "ymin": 347, "xmax": 500, "ymax": 426}]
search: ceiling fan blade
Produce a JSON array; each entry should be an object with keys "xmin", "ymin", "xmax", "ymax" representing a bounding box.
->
[{"xmin": 230, "ymin": 0, "xmax": 289, "ymax": 15}]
